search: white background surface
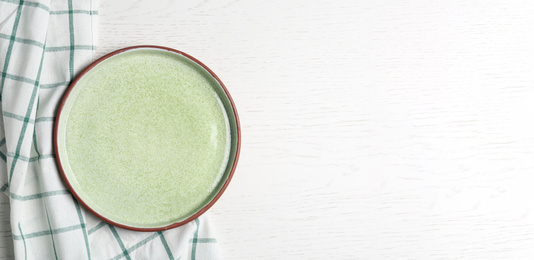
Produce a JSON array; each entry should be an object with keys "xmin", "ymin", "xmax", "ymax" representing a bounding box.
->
[{"xmin": 4, "ymin": 0, "xmax": 534, "ymax": 259}]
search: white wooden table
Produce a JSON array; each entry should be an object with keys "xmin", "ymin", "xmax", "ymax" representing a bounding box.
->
[{"xmin": 4, "ymin": 0, "xmax": 534, "ymax": 259}]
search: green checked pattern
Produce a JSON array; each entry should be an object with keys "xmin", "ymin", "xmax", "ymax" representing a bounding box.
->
[{"xmin": 0, "ymin": 0, "xmax": 220, "ymax": 259}]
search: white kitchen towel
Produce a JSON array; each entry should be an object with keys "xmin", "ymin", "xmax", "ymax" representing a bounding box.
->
[{"xmin": 0, "ymin": 0, "xmax": 221, "ymax": 259}]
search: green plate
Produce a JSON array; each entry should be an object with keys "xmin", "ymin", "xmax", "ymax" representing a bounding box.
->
[{"xmin": 55, "ymin": 46, "xmax": 240, "ymax": 231}]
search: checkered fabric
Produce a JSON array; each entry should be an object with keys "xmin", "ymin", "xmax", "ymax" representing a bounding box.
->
[{"xmin": 0, "ymin": 0, "xmax": 221, "ymax": 259}]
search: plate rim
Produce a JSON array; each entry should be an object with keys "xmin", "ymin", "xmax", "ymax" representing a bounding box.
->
[{"xmin": 54, "ymin": 45, "xmax": 241, "ymax": 231}]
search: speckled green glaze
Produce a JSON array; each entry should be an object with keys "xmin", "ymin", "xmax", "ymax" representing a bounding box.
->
[{"xmin": 57, "ymin": 49, "xmax": 232, "ymax": 228}]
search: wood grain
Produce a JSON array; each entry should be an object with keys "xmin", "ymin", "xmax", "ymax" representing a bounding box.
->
[{"xmin": 4, "ymin": 0, "xmax": 534, "ymax": 259}]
